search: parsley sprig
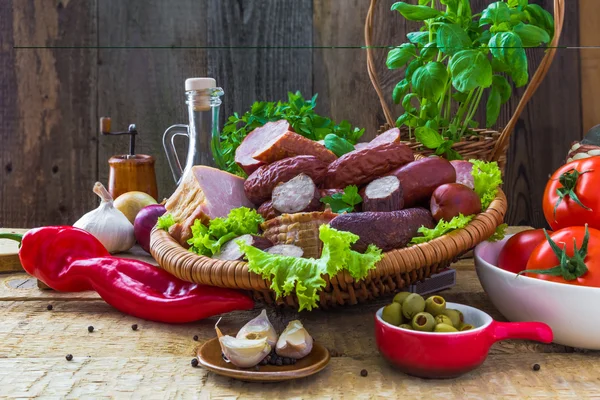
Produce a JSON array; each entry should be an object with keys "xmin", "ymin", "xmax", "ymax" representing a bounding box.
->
[{"xmin": 320, "ymin": 185, "xmax": 363, "ymax": 214}]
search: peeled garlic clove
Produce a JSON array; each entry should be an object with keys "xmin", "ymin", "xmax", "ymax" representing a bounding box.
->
[
  {"xmin": 275, "ymin": 320, "xmax": 313, "ymax": 359},
  {"xmin": 216, "ymin": 318, "xmax": 271, "ymax": 368},
  {"xmin": 236, "ymin": 309, "xmax": 278, "ymax": 347}
]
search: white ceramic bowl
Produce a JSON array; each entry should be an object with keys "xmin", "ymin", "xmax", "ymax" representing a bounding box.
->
[{"xmin": 474, "ymin": 234, "xmax": 600, "ymax": 349}]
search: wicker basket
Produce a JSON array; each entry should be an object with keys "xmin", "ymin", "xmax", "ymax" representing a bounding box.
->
[
  {"xmin": 149, "ymin": 0, "xmax": 563, "ymax": 309},
  {"xmin": 365, "ymin": 0, "xmax": 565, "ymax": 170}
]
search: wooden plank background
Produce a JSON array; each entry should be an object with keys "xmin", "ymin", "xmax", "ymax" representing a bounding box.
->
[{"xmin": 1, "ymin": 0, "xmax": 597, "ymax": 228}]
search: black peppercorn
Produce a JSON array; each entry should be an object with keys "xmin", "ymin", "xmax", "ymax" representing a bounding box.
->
[
  {"xmin": 275, "ymin": 358, "xmax": 283, "ymax": 366},
  {"xmin": 191, "ymin": 358, "xmax": 199, "ymax": 368},
  {"xmin": 533, "ymin": 363, "xmax": 541, "ymax": 371},
  {"xmin": 131, "ymin": 324, "xmax": 138, "ymax": 331},
  {"xmin": 360, "ymin": 369, "xmax": 368, "ymax": 377},
  {"xmin": 65, "ymin": 354, "xmax": 73, "ymax": 361},
  {"xmin": 87, "ymin": 326, "xmax": 94, "ymax": 333},
  {"xmin": 193, "ymin": 335, "xmax": 199, "ymax": 341},
  {"xmin": 47, "ymin": 304, "xmax": 53, "ymax": 311},
  {"xmin": 283, "ymin": 358, "xmax": 291, "ymax": 365}
]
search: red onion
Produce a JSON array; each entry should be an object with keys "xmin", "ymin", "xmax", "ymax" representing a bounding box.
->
[{"xmin": 134, "ymin": 204, "xmax": 167, "ymax": 253}]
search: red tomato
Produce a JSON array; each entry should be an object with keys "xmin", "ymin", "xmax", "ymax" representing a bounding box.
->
[
  {"xmin": 525, "ymin": 226, "xmax": 600, "ymax": 287},
  {"xmin": 497, "ymin": 229, "xmax": 549, "ymax": 274},
  {"xmin": 543, "ymin": 157, "xmax": 600, "ymax": 231}
]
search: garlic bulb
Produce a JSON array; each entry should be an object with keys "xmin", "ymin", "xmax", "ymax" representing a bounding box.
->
[
  {"xmin": 275, "ymin": 320, "xmax": 313, "ymax": 359},
  {"xmin": 73, "ymin": 182, "xmax": 135, "ymax": 253},
  {"xmin": 216, "ymin": 318, "xmax": 271, "ymax": 368},
  {"xmin": 236, "ymin": 309, "xmax": 278, "ymax": 346}
]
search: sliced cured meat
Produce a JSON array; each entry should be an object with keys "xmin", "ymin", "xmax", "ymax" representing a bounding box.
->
[
  {"xmin": 450, "ymin": 160, "xmax": 475, "ymax": 189},
  {"xmin": 388, "ymin": 157, "xmax": 456, "ymax": 207},
  {"xmin": 213, "ymin": 234, "xmax": 273, "ymax": 261},
  {"xmin": 265, "ymin": 244, "xmax": 304, "ymax": 258},
  {"xmin": 362, "ymin": 176, "xmax": 403, "ymax": 212},
  {"xmin": 252, "ymin": 131, "xmax": 337, "ymax": 165},
  {"xmin": 355, "ymin": 128, "xmax": 401, "ymax": 151},
  {"xmin": 319, "ymin": 188, "xmax": 343, "ymax": 198},
  {"xmin": 324, "ymin": 142, "xmax": 414, "ymax": 188},
  {"xmin": 235, "ymin": 120, "xmax": 291, "ymax": 175},
  {"xmin": 272, "ymin": 174, "xmax": 320, "ymax": 214},
  {"xmin": 329, "ymin": 208, "xmax": 435, "ymax": 252},
  {"xmin": 244, "ymin": 155, "xmax": 328, "ymax": 205},
  {"xmin": 165, "ymin": 166, "xmax": 254, "ymax": 246}
]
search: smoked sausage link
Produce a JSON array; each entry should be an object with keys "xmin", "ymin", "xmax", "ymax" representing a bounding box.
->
[
  {"xmin": 257, "ymin": 200, "xmax": 281, "ymax": 221},
  {"xmin": 450, "ymin": 160, "xmax": 475, "ymax": 189},
  {"xmin": 430, "ymin": 183, "xmax": 482, "ymax": 222},
  {"xmin": 329, "ymin": 208, "xmax": 435, "ymax": 252},
  {"xmin": 363, "ymin": 176, "xmax": 404, "ymax": 212},
  {"xmin": 235, "ymin": 120, "xmax": 291, "ymax": 175},
  {"xmin": 272, "ymin": 174, "xmax": 321, "ymax": 214},
  {"xmin": 354, "ymin": 128, "xmax": 401, "ymax": 151},
  {"xmin": 324, "ymin": 142, "xmax": 414, "ymax": 188},
  {"xmin": 252, "ymin": 131, "xmax": 337, "ymax": 165},
  {"xmin": 388, "ymin": 156, "xmax": 456, "ymax": 207},
  {"xmin": 244, "ymin": 155, "xmax": 328, "ymax": 205}
]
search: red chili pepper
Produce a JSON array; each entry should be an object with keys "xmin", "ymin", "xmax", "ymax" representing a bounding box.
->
[{"xmin": 0, "ymin": 226, "xmax": 254, "ymax": 323}]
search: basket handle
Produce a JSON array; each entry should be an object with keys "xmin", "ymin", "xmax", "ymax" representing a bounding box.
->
[{"xmin": 365, "ymin": 0, "xmax": 565, "ymax": 162}]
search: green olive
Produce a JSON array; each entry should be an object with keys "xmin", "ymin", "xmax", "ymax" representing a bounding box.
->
[
  {"xmin": 402, "ymin": 293, "xmax": 425, "ymax": 320},
  {"xmin": 393, "ymin": 292, "xmax": 411, "ymax": 305},
  {"xmin": 434, "ymin": 314, "xmax": 453, "ymax": 326},
  {"xmin": 382, "ymin": 302, "xmax": 403, "ymax": 326},
  {"xmin": 459, "ymin": 323, "xmax": 474, "ymax": 331},
  {"xmin": 434, "ymin": 323, "xmax": 458, "ymax": 333},
  {"xmin": 412, "ymin": 312, "xmax": 435, "ymax": 332},
  {"xmin": 441, "ymin": 309, "xmax": 461, "ymax": 328},
  {"xmin": 399, "ymin": 324, "xmax": 413, "ymax": 330},
  {"xmin": 425, "ymin": 295, "xmax": 446, "ymax": 316},
  {"xmin": 456, "ymin": 309, "xmax": 465, "ymax": 324}
]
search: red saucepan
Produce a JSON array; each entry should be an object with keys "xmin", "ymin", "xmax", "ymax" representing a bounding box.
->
[{"xmin": 374, "ymin": 302, "xmax": 552, "ymax": 379}]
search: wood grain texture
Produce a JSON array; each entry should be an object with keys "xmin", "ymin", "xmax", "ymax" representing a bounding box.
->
[
  {"xmin": 579, "ymin": 0, "xmax": 600, "ymax": 133},
  {"xmin": 97, "ymin": 0, "xmax": 209, "ymax": 200},
  {"xmin": 207, "ymin": 0, "xmax": 313, "ymax": 132},
  {"xmin": 1, "ymin": 0, "xmax": 98, "ymax": 227}
]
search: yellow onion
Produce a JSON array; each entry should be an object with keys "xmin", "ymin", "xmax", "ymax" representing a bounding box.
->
[{"xmin": 113, "ymin": 191, "xmax": 157, "ymax": 224}]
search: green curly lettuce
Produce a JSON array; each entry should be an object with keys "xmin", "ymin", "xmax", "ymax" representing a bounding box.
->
[
  {"xmin": 488, "ymin": 223, "xmax": 508, "ymax": 242},
  {"xmin": 410, "ymin": 214, "xmax": 474, "ymax": 245},
  {"xmin": 470, "ymin": 159, "xmax": 503, "ymax": 209},
  {"xmin": 238, "ymin": 224, "xmax": 383, "ymax": 311},
  {"xmin": 156, "ymin": 214, "xmax": 176, "ymax": 231},
  {"xmin": 187, "ymin": 207, "xmax": 264, "ymax": 257}
]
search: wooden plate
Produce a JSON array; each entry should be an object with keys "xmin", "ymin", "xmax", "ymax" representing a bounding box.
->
[{"xmin": 197, "ymin": 338, "xmax": 330, "ymax": 382}]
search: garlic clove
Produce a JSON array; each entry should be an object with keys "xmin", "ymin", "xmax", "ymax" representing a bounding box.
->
[
  {"xmin": 216, "ymin": 318, "xmax": 271, "ymax": 368},
  {"xmin": 275, "ymin": 320, "xmax": 313, "ymax": 359},
  {"xmin": 236, "ymin": 309, "xmax": 278, "ymax": 347}
]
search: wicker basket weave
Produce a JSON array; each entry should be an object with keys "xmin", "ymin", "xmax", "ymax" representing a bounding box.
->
[
  {"xmin": 365, "ymin": 0, "xmax": 565, "ymax": 169},
  {"xmin": 150, "ymin": 0, "xmax": 563, "ymax": 308}
]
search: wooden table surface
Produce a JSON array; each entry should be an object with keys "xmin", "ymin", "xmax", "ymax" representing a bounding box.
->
[{"xmin": 1, "ymin": 227, "xmax": 600, "ymax": 399}]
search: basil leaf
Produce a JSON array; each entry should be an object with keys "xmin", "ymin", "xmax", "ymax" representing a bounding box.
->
[
  {"xmin": 405, "ymin": 58, "xmax": 424, "ymax": 81},
  {"xmin": 423, "ymin": 101, "xmax": 440, "ymax": 119},
  {"xmin": 492, "ymin": 75, "xmax": 512, "ymax": 103},
  {"xmin": 513, "ymin": 22, "xmax": 550, "ymax": 46},
  {"xmin": 418, "ymin": 0, "xmax": 433, "ymax": 5},
  {"xmin": 458, "ymin": 0, "xmax": 472, "ymax": 20},
  {"xmin": 491, "ymin": 56, "xmax": 510, "ymax": 73},
  {"xmin": 509, "ymin": 9, "xmax": 527, "ymax": 25},
  {"xmin": 392, "ymin": 79, "xmax": 410, "ymax": 104},
  {"xmin": 489, "ymin": 32, "xmax": 528, "ymax": 87},
  {"xmin": 480, "ymin": 2, "xmax": 511, "ymax": 26},
  {"xmin": 407, "ymin": 31, "xmax": 431, "ymax": 46},
  {"xmin": 412, "ymin": 62, "xmax": 448, "ymax": 101},
  {"xmin": 452, "ymin": 90, "xmax": 469, "ymax": 102},
  {"xmin": 449, "ymin": 50, "xmax": 493, "ymax": 92},
  {"xmin": 415, "ymin": 126, "xmax": 445, "ymax": 149},
  {"xmin": 436, "ymin": 23, "xmax": 471, "ymax": 55},
  {"xmin": 391, "ymin": 2, "xmax": 443, "ymax": 21},
  {"xmin": 386, "ymin": 43, "xmax": 417, "ymax": 69},
  {"xmin": 440, "ymin": 0, "xmax": 458, "ymax": 13},
  {"xmin": 525, "ymin": 4, "xmax": 554, "ymax": 39},
  {"xmin": 402, "ymin": 93, "xmax": 420, "ymax": 112},
  {"xmin": 425, "ymin": 118, "xmax": 439, "ymax": 131},
  {"xmin": 508, "ymin": 0, "xmax": 528, "ymax": 9},
  {"xmin": 486, "ymin": 87, "xmax": 502, "ymax": 128},
  {"xmin": 420, "ymin": 42, "xmax": 438, "ymax": 61}
]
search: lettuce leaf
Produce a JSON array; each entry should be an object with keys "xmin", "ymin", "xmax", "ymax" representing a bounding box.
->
[
  {"xmin": 156, "ymin": 213, "xmax": 176, "ymax": 231},
  {"xmin": 239, "ymin": 224, "xmax": 383, "ymax": 311},
  {"xmin": 470, "ymin": 159, "xmax": 503, "ymax": 209},
  {"xmin": 187, "ymin": 207, "xmax": 264, "ymax": 257},
  {"xmin": 488, "ymin": 223, "xmax": 508, "ymax": 242},
  {"xmin": 410, "ymin": 214, "xmax": 474, "ymax": 245}
]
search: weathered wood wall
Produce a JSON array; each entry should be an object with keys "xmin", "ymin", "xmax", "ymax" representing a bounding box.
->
[{"xmin": 0, "ymin": 0, "xmax": 590, "ymax": 228}]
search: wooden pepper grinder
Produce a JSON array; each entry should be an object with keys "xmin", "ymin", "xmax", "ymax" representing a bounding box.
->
[{"xmin": 100, "ymin": 117, "xmax": 159, "ymax": 200}]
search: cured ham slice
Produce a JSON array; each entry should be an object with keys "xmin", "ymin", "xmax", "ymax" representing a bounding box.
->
[
  {"xmin": 354, "ymin": 128, "xmax": 401, "ymax": 151},
  {"xmin": 165, "ymin": 166, "xmax": 254, "ymax": 246}
]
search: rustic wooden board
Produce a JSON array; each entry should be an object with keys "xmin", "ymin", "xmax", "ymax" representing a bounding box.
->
[
  {"xmin": 1, "ymin": 0, "xmax": 98, "ymax": 227},
  {"xmin": 579, "ymin": 0, "xmax": 600, "ymax": 133}
]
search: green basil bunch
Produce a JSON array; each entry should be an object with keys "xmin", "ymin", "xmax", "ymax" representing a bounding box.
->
[{"xmin": 388, "ymin": 0, "xmax": 554, "ymax": 159}]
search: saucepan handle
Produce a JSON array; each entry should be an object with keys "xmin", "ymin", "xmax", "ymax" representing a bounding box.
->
[{"xmin": 490, "ymin": 321, "xmax": 553, "ymax": 344}]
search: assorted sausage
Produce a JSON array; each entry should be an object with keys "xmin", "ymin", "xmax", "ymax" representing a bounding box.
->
[
  {"xmin": 272, "ymin": 174, "xmax": 321, "ymax": 214},
  {"xmin": 430, "ymin": 183, "xmax": 482, "ymax": 222},
  {"xmin": 362, "ymin": 176, "xmax": 404, "ymax": 212}
]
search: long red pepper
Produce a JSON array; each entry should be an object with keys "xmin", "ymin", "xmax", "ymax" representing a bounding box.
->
[{"xmin": 0, "ymin": 226, "xmax": 254, "ymax": 323}]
